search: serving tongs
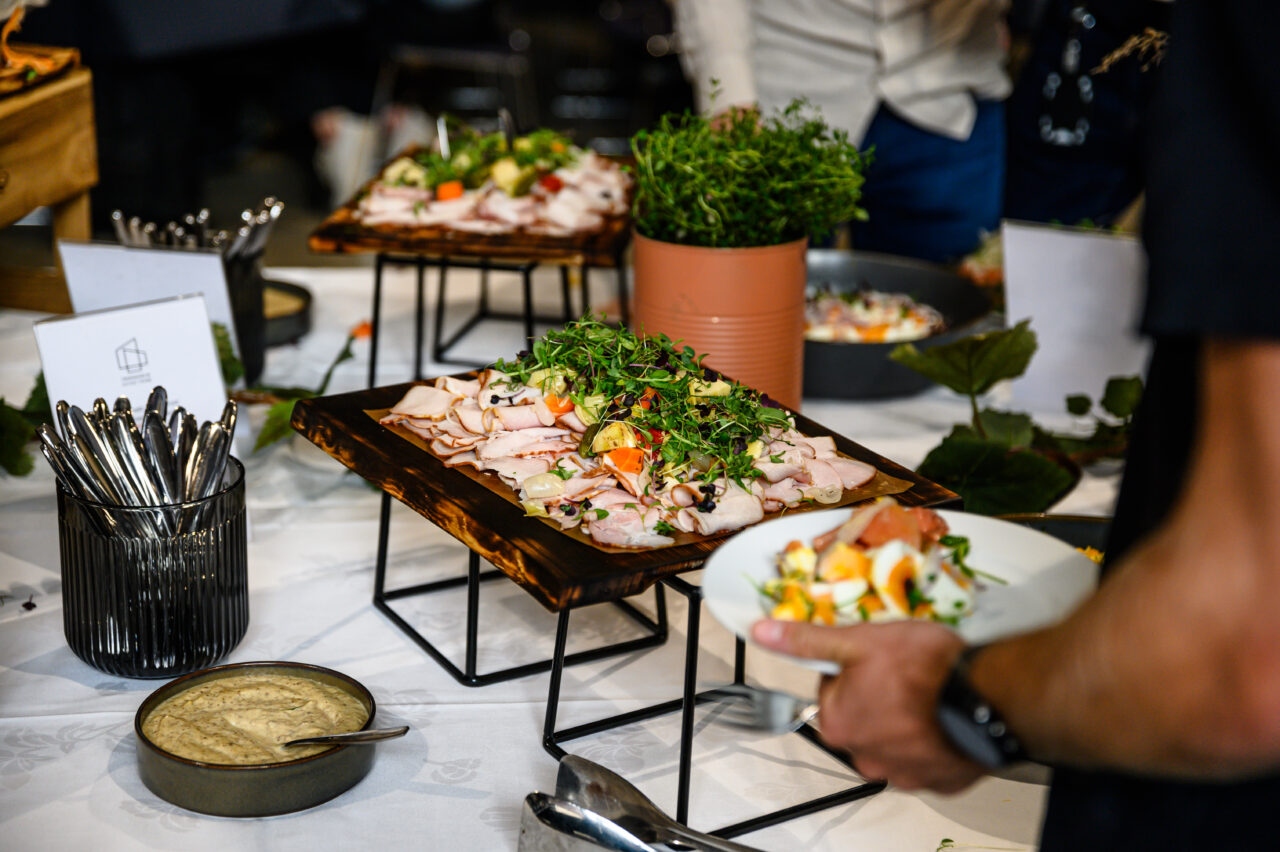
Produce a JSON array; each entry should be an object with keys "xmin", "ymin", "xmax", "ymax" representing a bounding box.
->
[
  {"xmin": 519, "ymin": 792, "xmax": 657, "ymax": 852},
  {"xmin": 555, "ymin": 755, "xmax": 763, "ymax": 852},
  {"xmin": 498, "ymin": 106, "xmax": 517, "ymax": 151},
  {"xmin": 436, "ymin": 114, "xmax": 452, "ymax": 160}
]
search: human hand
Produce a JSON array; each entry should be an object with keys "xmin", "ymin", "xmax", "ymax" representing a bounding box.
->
[{"xmin": 751, "ymin": 618, "xmax": 986, "ymax": 792}]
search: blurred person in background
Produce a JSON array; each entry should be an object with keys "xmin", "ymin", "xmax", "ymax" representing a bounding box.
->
[
  {"xmin": 674, "ymin": 0, "xmax": 1010, "ymax": 264},
  {"xmin": 1003, "ymin": 0, "xmax": 1172, "ymax": 227},
  {"xmin": 753, "ymin": 0, "xmax": 1280, "ymax": 848}
]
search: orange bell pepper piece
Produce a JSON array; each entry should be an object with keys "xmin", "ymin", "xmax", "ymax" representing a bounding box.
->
[
  {"xmin": 605, "ymin": 447, "xmax": 645, "ymax": 474},
  {"xmin": 435, "ymin": 180, "xmax": 465, "ymax": 201},
  {"xmin": 544, "ymin": 394, "xmax": 575, "ymax": 415}
]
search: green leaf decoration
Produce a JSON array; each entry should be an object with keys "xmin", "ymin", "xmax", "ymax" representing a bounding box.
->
[
  {"xmin": 254, "ymin": 399, "xmax": 301, "ymax": 452},
  {"xmin": 316, "ymin": 332, "xmax": 358, "ymax": 396},
  {"xmin": 1065, "ymin": 393, "xmax": 1091, "ymax": 417},
  {"xmin": 213, "ymin": 322, "xmax": 245, "ymax": 387},
  {"xmin": 917, "ymin": 434, "xmax": 1077, "ymax": 516},
  {"xmin": 1041, "ymin": 421, "xmax": 1130, "ymax": 465},
  {"xmin": 1099, "ymin": 375, "xmax": 1143, "ymax": 420},
  {"xmin": 0, "ymin": 398, "xmax": 36, "ymax": 477},
  {"xmin": 975, "ymin": 408, "xmax": 1035, "ymax": 448},
  {"xmin": 889, "ymin": 320, "xmax": 1037, "ymax": 398},
  {"xmin": 21, "ymin": 372, "xmax": 50, "ymax": 430}
]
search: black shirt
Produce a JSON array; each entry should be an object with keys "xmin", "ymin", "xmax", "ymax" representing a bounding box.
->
[{"xmin": 1039, "ymin": 1, "xmax": 1280, "ymax": 848}]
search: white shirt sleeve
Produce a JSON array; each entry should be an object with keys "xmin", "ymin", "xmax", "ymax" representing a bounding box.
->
[{"xmin": 672, "ymin": 0, "xmax": 758, "ymax": 113}]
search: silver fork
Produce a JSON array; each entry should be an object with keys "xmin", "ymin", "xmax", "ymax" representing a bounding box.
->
[{"xmin": 704, "ymin": 684, "xmax": 819, "ymax": 734}]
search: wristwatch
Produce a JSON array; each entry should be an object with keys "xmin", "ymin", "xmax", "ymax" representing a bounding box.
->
[{"xmin": 935, "ymin": 644, "xmax": 1028, "ymax": 768}]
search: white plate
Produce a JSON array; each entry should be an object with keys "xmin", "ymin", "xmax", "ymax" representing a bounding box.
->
[{"xmin": 701, "ymin": 507, "xmax": 1100, "ymax": 674}]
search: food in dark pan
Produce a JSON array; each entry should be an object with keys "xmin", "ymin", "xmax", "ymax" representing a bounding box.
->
[{"xmin": 803, "ymin": 250, "xmax": 994, "ymax": 400}]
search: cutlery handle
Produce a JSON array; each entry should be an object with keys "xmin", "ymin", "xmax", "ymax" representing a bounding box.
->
[{"xmin": 283, "ymin": 726, "xmax": 409, "ymax": 747}]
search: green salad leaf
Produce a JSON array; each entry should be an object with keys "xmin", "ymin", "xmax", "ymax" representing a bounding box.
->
[{"xmin": 494, "ymin": 317, "xmax": 793, "ymax": 486}]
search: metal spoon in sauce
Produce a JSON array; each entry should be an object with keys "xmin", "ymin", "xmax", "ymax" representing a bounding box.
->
[{"xmin": 282, "ymin": 726, "xmax": 409, "ymax": 748}]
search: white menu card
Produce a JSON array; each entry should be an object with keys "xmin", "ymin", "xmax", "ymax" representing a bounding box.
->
[
  {"xmin": 56, "ymin": 240, "xmax": 240, "ymax": 356},
  {"xmin": 32, "ymin": 295, "xmax": 229, "ymax": 430},
  {"xmin": 1002, "ymin": 220, "xmax": 1152, "ymax": 410}
]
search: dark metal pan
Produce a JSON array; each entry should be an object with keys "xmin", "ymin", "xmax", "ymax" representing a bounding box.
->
[{"xmin": 803, "ymin": 249, "xmax": 995, "ymax": 400}]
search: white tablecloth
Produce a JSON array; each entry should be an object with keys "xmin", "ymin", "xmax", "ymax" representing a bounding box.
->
[{"xmin": 0, "ymin": 265, "xmax": 1120, "ymax": 851}]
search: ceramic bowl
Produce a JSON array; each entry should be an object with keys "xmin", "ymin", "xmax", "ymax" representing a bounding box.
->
[
  {"xmin": 134, "ymin": 661, "xmax": 378, "ymax": 817},
  {"xmin": 803, "ymin": 249, "xmax": 995, "ymax": 400}
]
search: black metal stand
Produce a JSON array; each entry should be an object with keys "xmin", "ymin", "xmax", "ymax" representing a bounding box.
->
[
  {"xmin": 541, "ymin": 575, "xmax": 885, "ymax": 839},
  {"xmin": 367, "ymin": 250, "xmax": 630, "ymax": 381},
  {"xmin": 371, "ymin": 492, "xmax": 668, "ymax": 686}
]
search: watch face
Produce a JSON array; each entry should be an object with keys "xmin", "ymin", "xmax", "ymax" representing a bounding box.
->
[{"xmin": 938, "ymin": 705, "xmax": 1005, "ymax": 769}]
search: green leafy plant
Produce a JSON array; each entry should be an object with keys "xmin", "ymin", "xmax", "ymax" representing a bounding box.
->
[
  {"xmin": 630, "ymin": 98, "xmax": 870, "ymax": 248},
  {"xmin": 890, "ymin": 321, "xmax": 1142, "ymax": 515},
  {"xmin": 0, "ymin": 374, "xmax": 50, "ymax": 477}
]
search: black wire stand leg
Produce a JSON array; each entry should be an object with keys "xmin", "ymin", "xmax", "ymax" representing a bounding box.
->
[
  {"xmin": 371, "ymin": 492, "xmax": 669, "ymax": 687},
  {"xmin": 542, "ymin": 575, "xmax": 885, "ymax": 839},
  {"xmin": 367, "ymin": 253, "xmax": 386, "ymax": 388},
  {"xmin": 413, "ymin": 256, "xmax": 426, "ymax": 381}
]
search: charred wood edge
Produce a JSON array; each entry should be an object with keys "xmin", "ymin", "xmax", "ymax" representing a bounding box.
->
[
  {"xmin": 290, "ymin": 380, "xmax": 958, "ymax": 611},
  {"xmin": 307, "ymin": 145, "xmax": 633, "ymax": 268}
]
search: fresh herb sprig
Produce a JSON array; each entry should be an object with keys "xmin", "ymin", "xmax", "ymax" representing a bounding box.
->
[
  {"xmin": 630, "ymin": 98, "xmax": 870, "ymax": 248},
  {"xmin": 494, "ymin": 318, "xmax": 792, "ymax": 485}
]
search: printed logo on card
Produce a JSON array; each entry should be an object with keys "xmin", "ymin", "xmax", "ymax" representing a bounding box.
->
[{"xmin": 115, "ymin": 337, "xmax": 152, "ymax": 386}]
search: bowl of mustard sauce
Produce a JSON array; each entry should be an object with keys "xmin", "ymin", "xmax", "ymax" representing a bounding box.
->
[{"xmin": 135, "ymin": 661, "xmax": 381, "ymax": 817}]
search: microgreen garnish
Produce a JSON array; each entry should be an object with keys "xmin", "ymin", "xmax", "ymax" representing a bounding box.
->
[
  {"xmin": 940, "ymin": 535, "xmax": 1007, "ymax": 585},
  {"xmin": 654, "ymin": 520, "xmax": 676, "ymax": 535},
  {"xmin": 493, "ymin": 317, "xmax": 793, "ymax": 486}
]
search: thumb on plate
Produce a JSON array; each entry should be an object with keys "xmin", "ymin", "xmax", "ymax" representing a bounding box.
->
[{"xmin": 751, "ymin": 619, "xmax": 863, "ymax": 667}]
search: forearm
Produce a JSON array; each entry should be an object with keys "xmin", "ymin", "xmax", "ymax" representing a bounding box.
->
[
  {"xmin": 972, "ymin": 340, "xmax": 1280, "ymax": 778},
  {"xmin": 672, "ymin": 0, "xmax": 757, "ymax": 112}
]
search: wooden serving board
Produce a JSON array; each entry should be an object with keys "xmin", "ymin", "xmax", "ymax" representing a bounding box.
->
[
  {"xmin": 307, "ymin": 146, "xmax": 633, "ymax": 267},
  {"xmin": 292, "ymin": 381, "xmax": 960, "ymax": 612}
]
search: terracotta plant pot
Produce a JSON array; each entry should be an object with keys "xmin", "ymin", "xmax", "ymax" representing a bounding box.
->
[{"xmin": 631, "ymin": 232, "xmax": 808, "ymax": 410}]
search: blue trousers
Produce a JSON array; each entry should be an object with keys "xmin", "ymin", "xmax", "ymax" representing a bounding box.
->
[{"xmin": 849, "ymin": 99, "xmax": 1005, "ymax": 264}]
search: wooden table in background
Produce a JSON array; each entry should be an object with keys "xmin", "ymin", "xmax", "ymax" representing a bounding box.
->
[{"xmin": 0, "ymin": 67, "xmax": 97, "ymax": 314}]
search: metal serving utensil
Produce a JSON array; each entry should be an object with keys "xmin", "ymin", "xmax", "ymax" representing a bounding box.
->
[
  {"xmin": 282, "ymin": 726, "xmax": 410, "ymax": 748},
  {"xmin": 498, "ymin": 107, "xmax": 517, "ymax": 151},
  {"xmin": 702, "ymin": 683, "xmax": 819, "ymax": 735},
  {"xmin": 556, "ymin": 755, "xmax": 764, "ymax": 852},
  {"xmin": 146, "ymin": 386, "xmax": 167, "ymax": 421},
  {"xmin": 519, "ymin": 792, "xmax": 657, "ymax": 852},
  {"xmin": 437, "ymin": 114, "xmax": 451, "ymax": 159},
  {"xmin": 141, "ymin": 411, "xmax": 180, "ymax": 506}
]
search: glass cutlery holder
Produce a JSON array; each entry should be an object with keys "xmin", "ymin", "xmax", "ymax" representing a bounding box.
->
[{"xmin": 57, "ymin": 458, "xmax": 249, "ymax": 678}]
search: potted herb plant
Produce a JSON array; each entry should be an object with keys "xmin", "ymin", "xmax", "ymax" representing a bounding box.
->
[{"xmin": 629, "ymin": 100, "xmax": 869, "ymax": 409}]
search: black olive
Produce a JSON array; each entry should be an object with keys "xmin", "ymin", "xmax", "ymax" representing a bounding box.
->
[
  {"xmin": 699, "ymin": 483, "xmax": 715, "ymax": 494},
  {"xmin": 622, "ymin": 393, "xmax": 636, "ymax": 406},
  {"xmin": 561, "ymin": 504, "xmax": 576, "ymax": 515},
  {"xmin": 580, "ymin": 499, "xmax": 592, "ymax": 510},
  {"xmin": 697, "ymin": 498, "xmax": 717, "ymax": 512},
  {"xmin": 490, "ymin": 394, "xmax": 500, "ymax": 404}
]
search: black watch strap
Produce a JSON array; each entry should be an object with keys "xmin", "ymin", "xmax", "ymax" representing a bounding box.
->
[{"xmin": 935, "ymin": 644, "xmax": 1027, "ymax": 768}]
